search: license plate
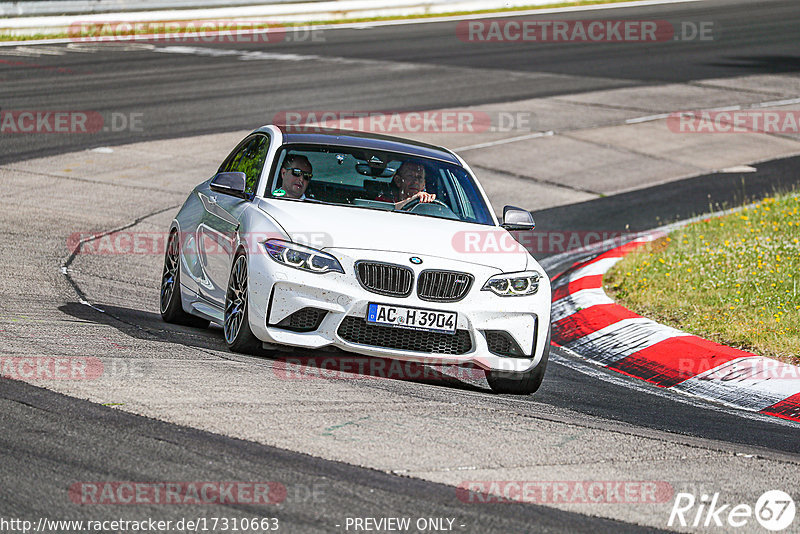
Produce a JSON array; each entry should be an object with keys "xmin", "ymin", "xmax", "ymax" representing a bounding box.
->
[{"xmin": 366, "ymin": 303, "xmax": 457, "ymax": 334}]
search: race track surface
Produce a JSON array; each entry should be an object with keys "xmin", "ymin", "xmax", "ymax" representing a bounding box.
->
[
  {"xmin": 1, "ymin": 0, "xmax": 799, "ymax": 163},
  {"xmin": 1, "ymin": 0, "xmax": 798, "ymax": 532}
]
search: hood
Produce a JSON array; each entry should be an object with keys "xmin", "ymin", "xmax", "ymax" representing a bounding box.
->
[{"xmin": 257, "ymin": 199, "xmax": 529, "ymax": 272}]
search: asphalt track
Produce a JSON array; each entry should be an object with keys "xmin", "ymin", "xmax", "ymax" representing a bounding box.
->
[
  {"xmin": 2, "ymin": 378, "xmax": 661, "ymax": 533},
  {"xmin": 1, "ymin": 0, "xmax": 800, "ymax": 163},
  {"xmin": 1, "ymin": 0, "xmax": 799, "ymax": 532}
]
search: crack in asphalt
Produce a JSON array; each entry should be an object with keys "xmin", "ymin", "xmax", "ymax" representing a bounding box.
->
[
  {"xmin": 6, "ymin": 166, "xmax": 186, "ymax": 194},
  {"xmin": 470, "ymin": 163, "xmax": 603, "ymax": 195},
  {"xmin": 687, "ymin": 81, "xmax": 789, "ymax": 98},
  {"xmin": 557, "ymin": 131, "xmax": 708, "ymax": 170},
  {"xmin": 57, "ymin": 204, "xmax": 239, "ymax": 363}
]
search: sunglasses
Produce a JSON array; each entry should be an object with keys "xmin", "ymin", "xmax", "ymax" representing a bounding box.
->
[{"xmin": 285, "ymin": 167, "xmax": 312, "ymax": 180}]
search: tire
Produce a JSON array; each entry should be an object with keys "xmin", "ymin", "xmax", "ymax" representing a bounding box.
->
[
  {"xmin": 486, "ymin": 327, "xmax": 550, "ymax": 395},
  {"xmin": 160, "ymin": 230, "xmax": 210, "ymax": 328},
  {"xmin": 223, "ymin": 251, "xmax": 262, "ymax": 354}
]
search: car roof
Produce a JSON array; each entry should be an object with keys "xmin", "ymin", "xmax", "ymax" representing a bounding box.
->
[{"xmin": 261, "ymin": 124, "xmax": 461, "ymax": 165}]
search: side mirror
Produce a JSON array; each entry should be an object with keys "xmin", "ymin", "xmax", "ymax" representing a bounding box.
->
[
  {"xmin": 210, "ymin": 172, "xmax": 248, "ymax": 199},
  {"xmin": 501, "ymin": 205, "xmax": 535, "ymax": 231}
]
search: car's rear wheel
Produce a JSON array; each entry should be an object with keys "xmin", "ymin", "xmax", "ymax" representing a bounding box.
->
[
  {"xmin": 224, "ymin": 251, "xmax": 262, "ymax": 354},
  {"xmin": 160, "ymin": 230, "xmax": 210, "ymax": 328},
  {"xmin": 486, "ymin": 327, "xmax": 550, "ymax": 395}
]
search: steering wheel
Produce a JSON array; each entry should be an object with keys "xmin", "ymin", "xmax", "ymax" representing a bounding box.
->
[{"xmin": 400, "ymin": 197, "xmax": 450, "ymax": 212}]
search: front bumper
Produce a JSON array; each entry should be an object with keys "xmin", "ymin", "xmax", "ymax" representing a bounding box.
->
[{"xmin": 247, "ymin": 248, "xmax": 551, "ymax": 373}]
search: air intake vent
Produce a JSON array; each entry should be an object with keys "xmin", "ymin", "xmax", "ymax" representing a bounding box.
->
[
  {"xmin": 417, "ymin": 270, "xmax": 473, "ymax": 302},
  {"xmin": 484, "ymin": 330, "xmax": 525, "ymax": 357},
  {"xmin": 274, "ymin": 308, "xmax": 327, "ymax": 332},
  {"xmin": 355, "ymin": 261, "xmax": 413, "ymax": 297},
  {"xmin": 337, "ymin": 316, "xmax": 472, "ymax": 354}
]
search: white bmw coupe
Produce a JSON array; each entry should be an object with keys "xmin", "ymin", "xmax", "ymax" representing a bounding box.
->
[{"xmin": 160, "ymin": 125, "xmax": 551, "ymax": 394}]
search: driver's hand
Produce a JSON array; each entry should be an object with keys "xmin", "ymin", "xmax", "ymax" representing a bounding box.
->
[
  {"xmin": 413, "ymin": 191, "xmax": 436, "ymax": 203},
  {"xmin": 396, "ymin": 191, "xmax": 436, "ymax": 210}
]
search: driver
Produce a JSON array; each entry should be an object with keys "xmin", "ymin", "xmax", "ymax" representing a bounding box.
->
[
  {"xmin": 379, "ymin": 161, "xmax": 436, "ymax": 209},
  {"xmin": 278, "ymin": 154, "xmax": 313, "ymax": 199}
]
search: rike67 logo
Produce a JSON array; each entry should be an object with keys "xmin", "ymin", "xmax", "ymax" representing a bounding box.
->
[{"xmin": 669, "ymin": 490, "xmax": 795, "ymax": 531}]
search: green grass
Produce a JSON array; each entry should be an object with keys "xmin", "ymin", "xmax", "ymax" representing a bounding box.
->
[
  {"xmin": 605, "ymin": 192, "xmax": 800, "ymax": 365},
  {"xmin": 0, "ymin": 32, "xmax": 61, "ymax": 41},
  {"xmin": 0, "ymin": 0, "xmax": 640, "ymax": 42}
]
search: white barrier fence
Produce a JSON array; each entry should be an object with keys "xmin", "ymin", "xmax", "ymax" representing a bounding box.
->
[{"xmin": 2, "ymin": 0, "xmax": 568, "ymax": 18}]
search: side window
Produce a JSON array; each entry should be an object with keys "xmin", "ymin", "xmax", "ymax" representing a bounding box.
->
[{"xmin": 221, "ymin": 135, "xmax": 270, "ymax": 195}]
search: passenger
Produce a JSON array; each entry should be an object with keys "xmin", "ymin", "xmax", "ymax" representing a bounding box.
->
[
  {"xmin": 278, "ymin": 154, "xmax": 313, "ymax": 199},
  {"xmin": 379, "ymin": 161, "xmax": 436, "ymax": 209}
]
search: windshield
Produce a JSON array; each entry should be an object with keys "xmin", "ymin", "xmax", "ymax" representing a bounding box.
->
[{"xmin": 267, "ymin": 144, "xmax": 495, "ymax": 226}]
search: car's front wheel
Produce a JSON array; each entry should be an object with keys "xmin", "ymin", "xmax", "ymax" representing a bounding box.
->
[
  {"xmin": 160, "ymin": 230, "xmax": 210, "ymax": 328},
  {"xmin": 224, "ymin": 251, "xmax": 262, "ymax": 354},
  {"xmin": 486, "ymin": 327, "xmax": 550, "ymax": 395}
]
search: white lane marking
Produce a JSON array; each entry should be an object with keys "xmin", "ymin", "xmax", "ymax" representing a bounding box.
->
[
  {"xmin": 757, "ymin": 97, "xmax": 800, "ymax": 107},
  {"xmin": 451, "ymin": 93, "xmax": 796, "ymax": 152},
  {"xmin": 719, "ymin": 165, "xmax": 757, "ymax": 173},
  {"xmin": 151, "ymin": 45, "xmax": 322, "ymax": 62},
  {"xmin": 67, "ymin": 42, "xmax": 156, "ymax": 52},
  {"xmin": 16, "ymin": 45, "xmax": 66, "ymax": 55},
  {"xmin": 0, "ymin": 45, "xmax": 66, "ymax": 56},
  {"xmin": 707, "ymin": 105, "xmax": 742, "ymax": 112},
  {"xmin": 625, "ymin": 113, "xmax": 669, "ymax": 124},
  {"xmin": 625, "ymin": 99, "xmax": 800, "ymax": 125},
  {"xmin": 149, "ymin": 44, "xmax": 411, "ymax": 67},
  {"xmin": 549, "ymin": 348, "xmax": 799, "ymax": 428},
  {"xmin": 454, "ymin": 130, "xmax": 553, "ymax": 152}
]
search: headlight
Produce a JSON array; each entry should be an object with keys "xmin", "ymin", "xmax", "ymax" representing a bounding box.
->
[
  {"xmin": 482, "ymin": 271, "xmax": 541, "ymax": 296},
  {"xmin": 263, "ymin": 239, "xmax": 344, "ymax": 274}
]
